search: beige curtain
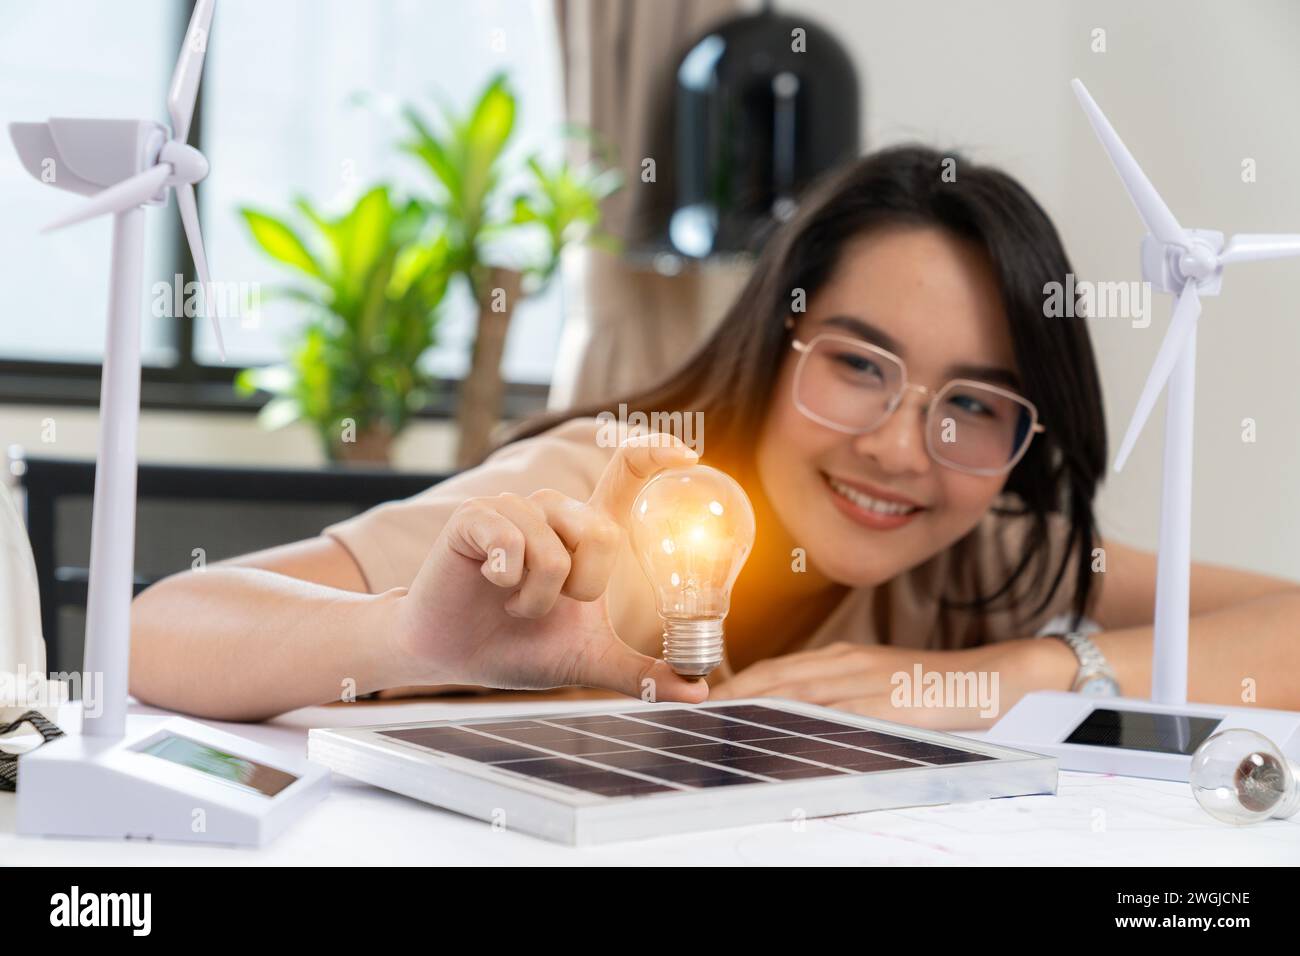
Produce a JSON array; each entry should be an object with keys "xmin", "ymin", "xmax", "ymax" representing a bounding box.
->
[{"xmin": 549, "ymin": 0, "xmax": 751, "ymax": 409}]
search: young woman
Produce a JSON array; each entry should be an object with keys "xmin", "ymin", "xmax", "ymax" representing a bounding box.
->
[{"xmin": 130, "ymin": 146, "xmax": 1300, "ymax": 725}]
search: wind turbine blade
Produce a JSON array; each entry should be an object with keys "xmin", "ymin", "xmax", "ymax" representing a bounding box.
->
[
  {"xmin": 1219, "ymin": 233, "xmax": 1300, "ymax": 265},
  {"xmin": 1113, "ymin": 280, "xmax": 1202, "ymax": 473},
  {"xmin": 1072, "ymin": 79, "xmax": 1189, "ymax": 248},
  {"xmin": 175, "ymin": 181, "xmax": 225, "ymax": 362},
  {"xmin": 168, "ymin": 0, "xmax": 216, "ymax": 144},
  {"xmin": 41, "ymin": 164, "xmax": 170, "ymax": 231}
]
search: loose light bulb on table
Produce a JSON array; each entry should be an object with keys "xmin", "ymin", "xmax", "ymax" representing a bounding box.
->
[
  {"xmin": 629, "ymin": 465, "xmax": 756, "ymax": 679},
  {"xmin": 1189, "ymin": 729, "xmax": 1300, "ymax": 825}
]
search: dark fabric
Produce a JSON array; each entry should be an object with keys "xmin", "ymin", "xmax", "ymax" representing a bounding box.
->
[{"xmin": 0, "ymin": 710, "xmax": 64, "ymax": 792}]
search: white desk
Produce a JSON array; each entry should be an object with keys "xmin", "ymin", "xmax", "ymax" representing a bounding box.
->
[{"xmin": 3, "ymin": 698, "xmax": 1297, "ymax": 865}]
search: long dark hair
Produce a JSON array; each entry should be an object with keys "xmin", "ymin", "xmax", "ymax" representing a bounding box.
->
[{"xmin": 508, "ymin": 145, "xmax": 1107, "ymax": 628}]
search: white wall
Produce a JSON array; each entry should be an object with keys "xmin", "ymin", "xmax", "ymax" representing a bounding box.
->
[{"xmin": 783, "ymin": 0, "xmax": 1300, "ymax": 580}]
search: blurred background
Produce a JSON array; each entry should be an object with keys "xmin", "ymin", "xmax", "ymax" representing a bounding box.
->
[{"xmin": 3, "ymin": 0, "xmax": 1299, "ymax": 671}]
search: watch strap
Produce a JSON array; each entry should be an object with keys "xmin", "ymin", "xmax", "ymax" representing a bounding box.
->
[{"xmin": 1050, "ymin": 630, "xmax": 1120, "ymax": 695}]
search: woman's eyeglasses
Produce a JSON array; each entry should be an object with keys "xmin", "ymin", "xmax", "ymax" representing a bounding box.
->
[{"xmin": 788, "ymin": 328, "xmax": 1045, "ymax": 476}]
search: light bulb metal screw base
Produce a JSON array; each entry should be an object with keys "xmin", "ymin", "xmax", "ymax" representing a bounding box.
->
[
  {"xmin": 662, "ymin": 618, "xmax": 724, "ymax": 679},
  {"xmin": 1265, "ymin": 757, "xmax": 1300, "ymax": 819}
]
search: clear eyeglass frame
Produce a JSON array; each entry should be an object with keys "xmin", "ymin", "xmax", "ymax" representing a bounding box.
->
[{"xmin": 787, "ymin": 324, "xmax": 1046, "ymax": 477}]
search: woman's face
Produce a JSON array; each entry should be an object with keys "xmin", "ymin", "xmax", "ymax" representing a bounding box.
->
[{"xmin": 755, "ymin": 225, "xmax": 1022, "ymax": 587}]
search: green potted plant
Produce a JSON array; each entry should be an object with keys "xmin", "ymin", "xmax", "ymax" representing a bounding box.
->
[
  {"xmin": 401, "ymin": 72, "xmax": 620, "ymax": 466},
  {"xmin": 235, "ymin": 74, "xmax": 618, "ymax": 468},
  {"xmin": 233, "ymin": 184, "xmax": 450, "ymax": 464}
]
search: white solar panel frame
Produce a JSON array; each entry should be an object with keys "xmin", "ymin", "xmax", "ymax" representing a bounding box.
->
[{"xmin": 308, "ymin": 698, "xmax": 1057, "ymax": 846}]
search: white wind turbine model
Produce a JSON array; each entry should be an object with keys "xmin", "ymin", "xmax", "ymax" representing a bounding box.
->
[
  {"xmin": 10, "ymin": 0, "xmax": 326, "ymax": 845},
  {"xmin": 989, "ymin": 79, "xmax": 1300, "ymax": 781}
]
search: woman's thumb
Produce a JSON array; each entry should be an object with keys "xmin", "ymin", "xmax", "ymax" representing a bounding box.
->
[{"xmin": 576, "ymin": 640, "xmax": 711, "ymax": 705}]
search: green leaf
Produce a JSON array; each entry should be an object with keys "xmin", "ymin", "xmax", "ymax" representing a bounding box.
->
[
  {"xmin": 257, "ymin": 285, "xmax": 328, "ymax": 308},
  {"xmin": 511, "ymin": 196, "xmax": 540, "ymax": 224},
  {"xmin": 233, "ymin": 366, "xmax": 260, "ymax": 397},
  {"xmin": 464, "ymin": 74, "xmax": 515, "ymax": 172},
  {"xmin": 257, "ymin": 395, "xmax": 302, "ymax": 431},
  {"xmin": 239, "ymin": 209, "xmax": 324, "ymax": 279},
  {"xmin": 339, "ymin": 185, "xmax": 396, "ymax": 294},
  {"xmin": 456, "ymin": 74, "xmax": 517, "ymax": 236},
  {"xmin": 403, "ymin": 125, "xmax": 460, "ymax": 199},
  {"xmin": 234, "ymin": 363, "xmax": 296, "ymax": 397},
  {"xmin": 390, "ymin": 234, "xmax": 449, "ymax": 300}
]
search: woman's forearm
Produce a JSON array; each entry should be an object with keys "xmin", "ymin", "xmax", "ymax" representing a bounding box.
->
[
  {"xmin": 1068, "ymin": 590, "xmax": 1300, "ymax": 710},
  {"xmin": 130, "ymin": 566, "xmax": 414, "ymax": 722}
]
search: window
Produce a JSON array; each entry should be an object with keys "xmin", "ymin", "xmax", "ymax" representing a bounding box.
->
[
  {"xmin": 0, "ymin": 0, "xmax": 565, "ymax": 405},
  {"xmin": 200, "ymin": 0, "xmax": 566, "ymax": 384},
  {"xmin": 0, "ymin": 0, "xmax": 179, "ymax": 366}
]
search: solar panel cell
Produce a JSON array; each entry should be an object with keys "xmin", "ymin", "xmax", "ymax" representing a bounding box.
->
[{"xmin": 376, "ymin": 704, "xmax": 1005, "ymax": 799}]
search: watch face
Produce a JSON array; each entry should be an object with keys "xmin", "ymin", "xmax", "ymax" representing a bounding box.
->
[{"xmin": 1078, "ymin": 676, "xmax": 1120, "ymax": 697}]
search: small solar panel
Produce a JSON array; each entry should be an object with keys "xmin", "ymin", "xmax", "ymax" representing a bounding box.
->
[{"xmin": 309, "ymin": 699, "xmax": 1056, "ymax": 845}]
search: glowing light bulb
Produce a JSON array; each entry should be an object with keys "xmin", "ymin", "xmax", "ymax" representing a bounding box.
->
[
  {"xmin": 1189, "ymin": 729, "xmax": 1300, "ymax": 825},
  {"xmin": 629, "ymin": 464, "xmax": 756, "ymax": 679}
]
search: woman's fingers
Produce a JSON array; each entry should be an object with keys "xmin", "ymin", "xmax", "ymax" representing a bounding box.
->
[
  {"xmin": 747, "ymin": 675, "xmax": 883, "ymax": 706},
  {"xmin": 588, "ymin": 432, "xmax": 698, "ymax": 524},
  {"xmin": 712, "ymin": 647, "xmax": 878, "ymax": 700},
  {"xmin": 448, "ymin": 501, "xmax": 526, "ymax": 589},
  {"xmin": 487, "ymin": 493, "xmax": 573, "ymax": 618},
  {"xmin": 527, "ymin": 488, "xmax": 622, "ymax": 602}
]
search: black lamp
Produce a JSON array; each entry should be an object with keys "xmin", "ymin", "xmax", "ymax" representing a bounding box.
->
[{"xmin": 669, "ymin": 5, "xmax": 860, "ymax": 258}]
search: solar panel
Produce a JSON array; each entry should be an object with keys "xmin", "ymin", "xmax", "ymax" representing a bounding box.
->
[{"xmin": 308, "ymin": 699, "xmax": 1056, "ymax": 845}]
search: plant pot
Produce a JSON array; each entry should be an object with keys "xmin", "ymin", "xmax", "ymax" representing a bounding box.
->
[{"xmin": 330, "ymin": 422, "xmax": 395, "ymax": 466}]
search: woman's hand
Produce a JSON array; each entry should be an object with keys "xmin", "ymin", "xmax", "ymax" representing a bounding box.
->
[
  {"xmin": 391, "ymin": 434, "xmax": 708, "ymax": 703},
  {"xmin": 709, "ymin": 639, "xmax": 1075, "ymax": 729}
]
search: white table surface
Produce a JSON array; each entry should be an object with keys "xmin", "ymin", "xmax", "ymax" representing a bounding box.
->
[{"xmin": 3, "ymin": 697, "xmax": 1298, "ymax": 865}]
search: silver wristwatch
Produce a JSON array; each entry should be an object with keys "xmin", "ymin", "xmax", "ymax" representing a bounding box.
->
[{"xmin": 1050, "ymin": 631, "xmax": 1120, "ymax": 697}]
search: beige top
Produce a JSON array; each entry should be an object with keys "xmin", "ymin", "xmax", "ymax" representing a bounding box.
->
[{"xmin": 323, "ymin": 417, "xmax": 1083, "ymax": 683}]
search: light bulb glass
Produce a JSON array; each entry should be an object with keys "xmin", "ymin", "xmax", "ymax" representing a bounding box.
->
[
  {"xmin": 629, "ymin": 465, "xmax": 756, "ymax": 679},
  {"xmin": 1188, "ymin": 729, "xmax": 1300, "ymax": 825}
]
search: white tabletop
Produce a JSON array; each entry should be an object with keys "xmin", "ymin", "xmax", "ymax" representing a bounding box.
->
[{"xmin": 3, "ymin": 698, "xmax": 1297, "ymax": 865}]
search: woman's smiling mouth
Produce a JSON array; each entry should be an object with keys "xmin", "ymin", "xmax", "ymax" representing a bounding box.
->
[{"xmin": 822, "ymin": 472, "xmax": 926, "ymax": 530}]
